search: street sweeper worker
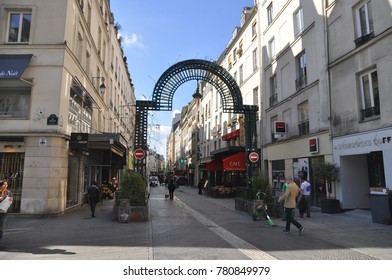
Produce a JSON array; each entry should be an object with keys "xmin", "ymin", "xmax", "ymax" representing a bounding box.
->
[{"xmin": 278, "ymin": 176, "xmax": 305, "ymax": 235}]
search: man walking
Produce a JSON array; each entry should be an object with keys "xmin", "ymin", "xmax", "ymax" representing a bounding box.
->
[
  {"xmin": 278, "ymin": 176, "xmax": 305, "ymax": 235},
  {"xmin": 88, "ymin": 181, "xmax": 101, "ymax": 218},
  {"xmin": 300, "ymin": 178, "xmax": 312, "ymax": 218}
]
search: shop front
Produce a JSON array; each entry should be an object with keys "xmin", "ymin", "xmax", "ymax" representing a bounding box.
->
[
  {"xmin": 69, "ymin": 133, "xmax": 127, "ymax": 206},
  {"xmin": 333, "ymin": 128, "xmax": 392, "ymax": 217},
  {"xmin": 205, "ymin": 148, "xmax": 246, "ymax": 197}
]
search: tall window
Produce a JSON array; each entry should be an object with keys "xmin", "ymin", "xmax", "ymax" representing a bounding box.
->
[
  {"xmin": 269, "ymin": 74, "xmax": 278, "ymax": 107},
  {"xmin": 252, "ymin": 20, "xmax": 257, "ymax": 38},
  {"xmin": 354, "ymin": 1, "xmax": 374, "ymax": 46},
  {"xmin": 7, "ymin": 11, "xmax": 32, "ymax": 43},
  {"xmin": 298, "ymin": 101, "xmax": 309, "ymax": 136},
  {"xmin": 295, "ymin": 51, "xmax": 307, "ymax": 90},
  {"xmin": 267, "ymin": 3, "xmax": 273, "ymax": 25},
  {"xmin": 239, "ymin": 64, "xmax": 244, "ymax": 85},
  {"xmin": 253, "ymin": 87, "xmax": 259, "ymax": 107},
  {"xmin": 359, "ymin": 69, "xmax": 379, "ymax": 120},
  {"xmin": 271, "ymin": 115, "xmax": 278, "ymax": 142},
  {"xmin": 252, "ymin": 48, "xmax": 258, "ymax": 72},
  {"xmin": 233, "ymin": 48, "xmax": 237, "ymax": 63},
  {"xmin": 294, "ymin": 7, "xmax": 304, "ymax": 36}
]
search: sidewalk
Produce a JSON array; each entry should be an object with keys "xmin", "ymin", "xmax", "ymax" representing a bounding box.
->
[
  {"xmin": 1, "ymin": 185, "xmax": 391, "ymax": 260},
  {"xmin": 176, "ymin": 185, "xmax": 392, "ymax": 260}
]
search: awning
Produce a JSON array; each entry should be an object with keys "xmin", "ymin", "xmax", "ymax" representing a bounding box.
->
[
  {"xmin": 223, "ymin": 152, "xmax": 246, "ymax": 171},
  {"xmin": 0, "ymin": 54, "xmax": 33, "ymax": 79},
  {"xmin": 206, "ymin": 158, "xmax": 223, "ymax": 171},
  {"xmin": 222, "ymin": 129, "xmax": 240, "ymax": 141}
]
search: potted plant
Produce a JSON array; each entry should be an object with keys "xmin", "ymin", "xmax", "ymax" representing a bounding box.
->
[
  {"xmin": 312, "ymin": 162, "xmax": 340, "ymax": 214},
  {"xmin": 113, "ymin": 170, "xmax": 149, "ymax": 221}
]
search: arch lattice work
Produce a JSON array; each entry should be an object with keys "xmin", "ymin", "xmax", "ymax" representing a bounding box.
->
[{"xmin": 151, "ymin": 59, "xmax": 244, "ymax": 113}]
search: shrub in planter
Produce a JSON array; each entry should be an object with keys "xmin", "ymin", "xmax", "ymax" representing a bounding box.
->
[
  {"xmin": 117, "ymin": 170, "xmax": 147, "ymax": 206},
  {"xmin": 252, "ymin": 171, "xmax": 272, "ymax": 203}
]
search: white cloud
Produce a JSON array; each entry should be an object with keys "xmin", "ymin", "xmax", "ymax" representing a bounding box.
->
[{"xmin": 119, "ymin": 32, "xmax": 145, "ymax": 49}]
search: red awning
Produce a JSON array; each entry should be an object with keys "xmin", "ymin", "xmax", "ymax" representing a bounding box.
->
[
  {"xmin": 206, "ymin": 158, "xmax": 223, "ymax": 171},
  {"xmin": 222, "ymin": 129, "xmax": 240, "ymax": 141},
  {"xmin": 223, "ymin": 152, "xmax": 246, "ymax": 171}
]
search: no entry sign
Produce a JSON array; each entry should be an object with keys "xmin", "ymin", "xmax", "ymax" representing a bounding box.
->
[
  {"xmin": 134, "ymin": 148, "xmax": 145, "ymax": 160},
  {"xmin": 249, "ymin": 152, "xmax": 259, "ymax": 163}
]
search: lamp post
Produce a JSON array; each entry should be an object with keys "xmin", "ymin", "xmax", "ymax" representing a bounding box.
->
[{"xmin": 92, "ymin": 76, "xmax": 106, "ymax": 94}]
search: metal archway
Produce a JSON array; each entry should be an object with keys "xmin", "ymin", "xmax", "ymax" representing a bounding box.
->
[{"xmin": 134, "ymin": 59, "xmax": 258, "ymax": 191}]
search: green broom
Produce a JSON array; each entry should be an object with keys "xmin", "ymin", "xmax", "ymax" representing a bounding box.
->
[{"xmin": 261, "ymin": 203, "xmax": 277, "ymax": 227}]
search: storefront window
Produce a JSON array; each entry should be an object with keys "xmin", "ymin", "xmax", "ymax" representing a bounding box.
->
[
  {"xmin": 0, "ymin": 87, "xmax": 31, "ymax": 119},
  {"xmin": 367, "ymin": 151, "xmax": 385, "ymax": 190}
]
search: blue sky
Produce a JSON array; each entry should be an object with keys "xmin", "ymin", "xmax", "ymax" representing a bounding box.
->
[{"xmin": 110, "ymin": 0, "xmax": 255, "ymax": 156}]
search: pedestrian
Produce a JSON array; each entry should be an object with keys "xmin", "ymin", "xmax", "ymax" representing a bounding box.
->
[
  {"xmin": 88, "ymin": 181, "xmax": 101, "ymax": 218},
  {"xmin": 278, "ymin": 176, "xmax": 305, "ymax": 235},
  {"xmin": 0, "ymin": 180, "xmax": 13, "ymax": 242},
  {"xmin": 281, "ymin": 180, "xmax": 288, "ymax": 221},
  {"xmin": 168, "ymin": 179, "xmax": 176, "ymax": 200},
  {"xmin": 300, "ymin": 177, "xmax": 312, "ymax": 218},
  {"xmin": 198, "ymin": 179, "xmax": 204, "ymax": 195}
]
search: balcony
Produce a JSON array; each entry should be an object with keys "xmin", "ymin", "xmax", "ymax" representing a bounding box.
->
[
  {"xmin": 295, "ymin": 74, "xmax": 307, "ymax": 91},
  {"xmin": 269, "ymin": 93, "xmax": 278, "ymax": 107},
  {"xmin": 361, "ymin": 106, "xmax": 380, "ymax": 120},
  {"xmin": 354, "ymin": 32, "xmax": 374, "ymax": 48},
  {"xmin": 298, "ymin": 120, "xmax": 309, "ymax": 136}
]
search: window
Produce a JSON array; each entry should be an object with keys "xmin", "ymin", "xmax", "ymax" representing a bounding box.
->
[
  {"xmin": 233, "ymin": 48, "xmax": 237, "ymax": 63},
  {"xmin": 271, "ymin": 115, "xmax": 278, "ymax": 142},
  {"xmin": 298, "ymin": 101, "xmax": 309, "ymax": 136},
  {"xmin": 294, "ymin": 7, "xmax": 304, "ymax": 36},
  {"xmin": 239, "ymin": 65, "xmax": 244, "ymax": 85},
  {"xmin": 252, "ymin": 20, "xmax": 257, "ymax": 38},
  {"xmin": 0, "ymin": 86, "xmax": 31, "ymax": 119},
  {"xmin": 354, "ymin": 1, "xmax": 374, "ymax": 47},
  {"xmin": 295, "ymin": 51, "xmax": 307, "ymax": 90},
  {"xmin": 359, "ymin": 69, "xmax": 379, "ymax": 120},
  {"xmin": 253, "ymin": 87, "xmax": 259, "ymax": 106},
  {"xmin": 268, "ymin": 37, "xmax": 275, "ymax": 59},
  {"xmin": 252, "ymin": 48, "xmax": 258, "ymax": 72},
  {"xmin": 267, "ymin": 3, "xmax": 273, "ymax": 25},
  {"xmin": 269, "ymin": 75, "xmax": 278, "ymax": 107},
  {"xmin": 7, "ymin": 11, "xmax": 32, "ymax": 43}
]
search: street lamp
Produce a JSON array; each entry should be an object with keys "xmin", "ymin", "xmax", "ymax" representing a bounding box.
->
[
  {"xmin": 92, "ymin": 76, "xmax": 106, "ymax": 94},
  {"xmin": 192, "ymin": 80, "xmax": 202, "ymax": 99}
]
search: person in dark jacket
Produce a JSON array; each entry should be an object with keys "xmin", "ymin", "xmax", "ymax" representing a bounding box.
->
[
  {"xmin": 88, "ymin": 181, "xmax": 101, "ymax": 217},
  {"xmin": 198, "ymin": 179, "xmax": 204, "ymax": 195},
  {"xmin": 167, "ymin": 179, "xmax": 176, "ymax": 200}
]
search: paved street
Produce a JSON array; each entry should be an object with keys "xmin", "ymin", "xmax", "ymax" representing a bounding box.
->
[{"xmin": 1, "ymin": 184, "xmax": 392, "ymax": 260}]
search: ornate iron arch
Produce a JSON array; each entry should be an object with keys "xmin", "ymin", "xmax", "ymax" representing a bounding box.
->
[
  {"xmin": 134, "ymin": 59, "xmax": 258, "ymax": 191},
  {"xmin": 151, "ymin": 59, "xmax": 244, "ymax": 113}
]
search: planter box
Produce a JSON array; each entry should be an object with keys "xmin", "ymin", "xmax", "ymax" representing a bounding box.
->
[
  {"xmin": 113, "ymin": 199, "xmax": 149, "ymax": 222},
  {"xmin": 235, "ymin": 198, "xmax": 253, "ymax": 215},
  {"xmin": 321, "ymin": 199, "xmax": 341, "ymax": 214}
]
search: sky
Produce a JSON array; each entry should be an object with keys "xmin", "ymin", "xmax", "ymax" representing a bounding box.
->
[{"xmin": 110, "ymin": 0, "xmax": 255, "ymax": 157}]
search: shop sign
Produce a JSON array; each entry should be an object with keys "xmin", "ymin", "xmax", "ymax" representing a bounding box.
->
[
  {"xmin": 309, "ymin": 137, "xmax": 319, "ymax": 153},
  {"xmin": 334, "ymin": 133, "xmax": 392, "ymax": 152}
]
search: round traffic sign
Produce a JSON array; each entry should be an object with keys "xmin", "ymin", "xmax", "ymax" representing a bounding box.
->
[
  {"xmin": 249, "ymin": 152, "xmax": 259, "ymax": 163},
  {"xmin": 134, "ymin": 148, "xmax": 145, "ymax": 160}
]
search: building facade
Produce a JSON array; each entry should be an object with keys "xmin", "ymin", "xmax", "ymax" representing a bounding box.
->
[
  {"xmin": 327, "ymin": 0, "xmax": 392, "ymax": 209},
  {"xmin": 0, "ymin": 0, "xmax": 135, "ymax": 215},
  {"xmin": 260, "ymin": 0, "xmax": 332, "ymax": 206}
]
